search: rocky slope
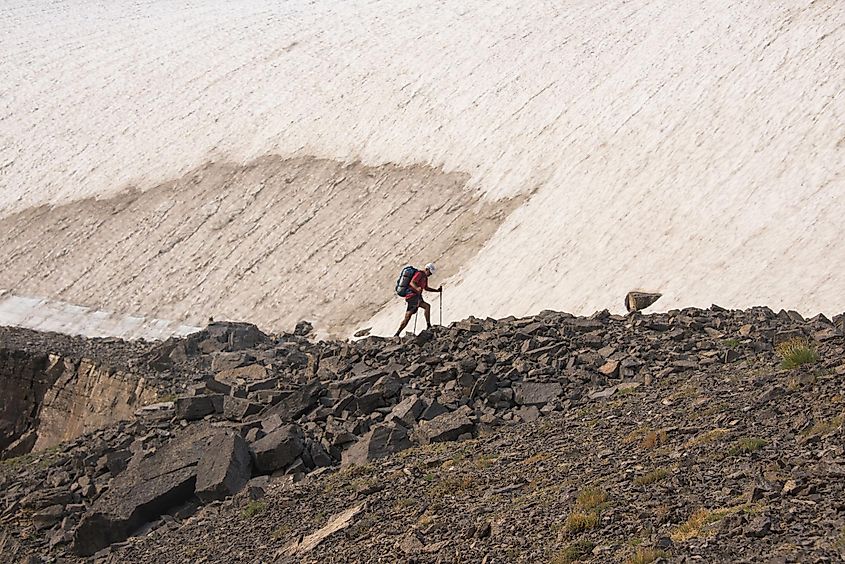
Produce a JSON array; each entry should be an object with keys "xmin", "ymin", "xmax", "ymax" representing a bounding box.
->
[{"xmin": 1, "ymin": 305, "xmax": 844, "ymax": 562}]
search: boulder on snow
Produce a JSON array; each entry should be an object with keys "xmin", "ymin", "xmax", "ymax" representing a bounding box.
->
[{"xmin": 625, "ymin": 291, "xmax": 662, "ymax": 312}]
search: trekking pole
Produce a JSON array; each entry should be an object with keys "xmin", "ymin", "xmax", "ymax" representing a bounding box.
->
[
  {"xmin": 413, "ymin": 310, "xmax": 418, "ymax": 333},
  {"xmin": 439, "ymin": 288, "xmax": 443, "ymax": 326}
]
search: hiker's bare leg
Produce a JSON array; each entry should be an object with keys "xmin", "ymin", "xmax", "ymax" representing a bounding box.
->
[
  {"xmin": 395, "ymin": 312, "xmax": 413, "ymax": 336},
  {"xmin": 422, "ymin": 301, "xmax": 432, "ymax": 328}
]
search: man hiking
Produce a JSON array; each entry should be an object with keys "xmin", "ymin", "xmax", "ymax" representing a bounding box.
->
[{"xmin": 394, "ymin": 262, "xmax": 442, "ymax": 336}]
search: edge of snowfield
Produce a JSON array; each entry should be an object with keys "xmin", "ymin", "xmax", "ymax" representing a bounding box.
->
[{"xmin": 1, "ymin": 0, "xmax": 843, "ymax": 339}]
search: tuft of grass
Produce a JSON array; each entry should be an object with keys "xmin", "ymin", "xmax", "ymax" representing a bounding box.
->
[
  {"xmin": 576, "ymin": 486, "xmax": 608, "ymax": 511},
  {"xmin": 684, "ymin": 428, "xmax": 729, "ymax": 448},
  {"xmin": 624, "ymin": 428, "xmax": 668, "ymax": 450},
  {"xmin": 417, "ymin": 511, "xmax": 435, "ymax": 527},
  {"xmin": 551, "ymin": 539, "xmax": 596, "ymax": 563},
  {"xmin": 641, "ymin": 430, "xmax": 668, "ymax": 450},
  {"xmin": 802, "ymin": 414, "xmax": 844, "ymax": 438},
  {"xmin": 670, "ymin": 505, "xmax": 746, "ymax": 542},
  {"xmin": 521, "ymin": 452, "xmax": 551, "ymax": 466},
  {"xmin": 429, "ymin": 474, "xmax": 475, "ymax": 497},
  {"xmin": 617, "ymin": 386, "xmax": 639, "ymax": 396},
  {"xmin": 271, "ymin": 524, "xmax": 291, "ymax": 540},
  {"xmin": 724, "ymin": 338, "xmax": 740, "ymax": 349},
  {"xmin": 473, "ymin": 454, "xmax": 499, "ymax": 469},
  {"xmin": 776, "ymin": 338, "xmax": 818, "ymax": 369},
  {"xmin": 241, "ymin": 500, "xmax": 267, "ymax": 519},
  {"xmin": 394, "ymin": 497, "xmax": 416, "ymax": 510},
  {"xmin": 628, "ymin": 547, "xmax": 668, "ymax": 564},
  {"xmin": 834, "ymin": 527, "xmax": 845, "ymax": 550},
  {"xmin": 726, "ymin": 437, "xmax": 767, "ymax": 457},
  {"xmin": 564, "ymin": 511, "xmax": 599, "ymax": 534},
  {"xmin": 560, "ymin": 487, "xmax": 609, "ymax": 535},
  {"xmin": 634, "ymin": 467, "xmax": 670, "ymax": 487},
  {"xmin": 0, "ymin": 446, "xmax": 62, "ymax": 471}
]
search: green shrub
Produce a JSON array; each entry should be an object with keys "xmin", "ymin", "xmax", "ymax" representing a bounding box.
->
[
  {"xmin": 241, "ymin": 500, "xmax": 267, "ymax": 518},
  {"xmin": 551, "ymin": 540, "xmax": 596, "ymax": 563},
  {"xmin": 564, "ymin": 511, "xmax": 599, "ymax": 534},
  {"xmin": 628, "ymin": 547, "xmax": 669, "ymax": 564},
  {"xmin": 634, "ymin": 468, "xmax": 670, "ymax": 486},
  {"xmin": 726, "ymin": 437, "xmax": 766, "ymax": 456},
  {"xmin": 776, "ymin": 338, "xmax": 818, "ymax": 369}
]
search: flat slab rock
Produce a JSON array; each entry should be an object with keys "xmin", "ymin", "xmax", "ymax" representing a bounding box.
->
[
  {"xmin": 72, "ymin": 426, "xmax": 220, "ymax": 556},
  {"xmin": 195, "ymin": 431, "xmax": 252, "ymax": 503},
  {"xmin": 251, "ymin": 424, "xmax": 304, "ymax": 474},
  {"xmin": 414, "ymin": 406, "xmax": 476, "ymax": 444},
  {"xmin": 342, "ymin": 422, "xmax": 411, "ymax": 467},
  {"xmin": 513, "ymin": 382, "xmax": 562, "ymax": 406}
]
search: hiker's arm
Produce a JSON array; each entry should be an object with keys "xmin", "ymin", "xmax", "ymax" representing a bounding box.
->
[{"xmin": 410, "ymin": 279, "xmax": 424, "ymax": 294}]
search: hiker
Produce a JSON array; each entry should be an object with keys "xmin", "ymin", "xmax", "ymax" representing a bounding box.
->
[{"xmin": 394, "ymin": 262, "xmax": 442, "ymax": 336}]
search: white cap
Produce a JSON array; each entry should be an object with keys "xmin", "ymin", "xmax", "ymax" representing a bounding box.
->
[{"xmin": 425, "ymin": 262, "xmax": 436, "ymax": 274}]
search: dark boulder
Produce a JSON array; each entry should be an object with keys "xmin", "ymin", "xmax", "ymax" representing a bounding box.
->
[
  {"xmin": 415, "ymin": 407, "xmax": 476, "ymax": 444},
  {"xmin": 342, "ymin": 422, "xmax": 412, "ymax": 467},
  {"xmin": 72, "ymin": 427, "xmax": 218, "ymax": 556},
  {"xmin": 251, "ymin": 424, "xmax": 305, "ymax": 474},
  {"xmin": 195, "ymin": 431, "xmax": 252, "ymax": 502},
  {"xmin": 175, "ymin": 395, "xmax": 223, "ymax": 421},
  {"xmin": 513, "ymin": 382, "xmax": 562, "ymax": 406},
  {"xmin": 258, "ymin": 380, "xmax": 324, "ymax": 421}
]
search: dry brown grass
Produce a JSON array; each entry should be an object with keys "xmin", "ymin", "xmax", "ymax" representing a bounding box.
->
[
  {"xmin": 576, "ymin": 486, "xmax": 609, "ymax": 510},
  {"xmin": 670, "ymin": 505, "xmax": 747, "ymax": 542},
  {"xmin": 560, "ymin": 486, "xmax": 609, "ymax": 535},
  {"xmin": 634, "ymin": 467, "xmax": 670, "ymax": 486},
  {"xmin": 624, "ymin": 428, "xmax": 668, "ymax": 450},
  {"xmin": 684, "ymin": 428, "xmax": 729, "ymax": 448},
  {"xmin": 628, "ymin": 547, "xmax": 669, "ymax": 564},
  {"xmin": 551, "ymin": 540, "xmax": 596, "ymax": 563},
  {"xmin": 802, "ymin": 414, "xmax": 845, "ymax": 438},
  {"xmin": 564, "ymin": 511, "xmax": 600, "ymax": 534},
  {"xmin": 725, "ymin": 437, "xmax": 767, "ymax": 457}
]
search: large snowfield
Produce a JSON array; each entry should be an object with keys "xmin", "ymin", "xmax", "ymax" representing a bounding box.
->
[{"xmin": 0, "ymin": 0, "xmax": 843, "ymax": 338}]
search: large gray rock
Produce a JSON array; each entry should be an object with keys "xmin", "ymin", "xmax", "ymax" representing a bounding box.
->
[
  {"xmin": 223, "ymin": 396, "xmax": 263, "ymax": 421},
  {"xmin": 259, "ymin": 380, "xmax": 324, "ymax": 421},
  {"xmin": 251, "ymin": 424, "xmax": 304, "ymax": 474},
  {"xmin": 415, "ymin": 407, "xmax": 475, "ymax": 444},
  {"xmin": 513, "ymin": 382, "xmax": 562, "ymax": 406},
  {"xmin": 386, "ymin": 395, "xmax": 425, "ymax": 427},
  {"xmin": 342, "ymin": 422, "xmax": 411, "ymax": 467},
  {"xmin": 175, "ymin": 395, "xmax": 223, "ymax": 421},
  {"xmin": 72, "ymin": 427, "xmax": 219, "ymax": 556},
  {"xmin": 195, "ymin": 431, "xmax": 252, "ymax": 502},
  {"xmin": 206, "ymin": 321, "xmax": 268, "ymax": 351}
]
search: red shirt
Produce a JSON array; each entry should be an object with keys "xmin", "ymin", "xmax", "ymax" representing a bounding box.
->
[{"xmin": 405, "ymin": 270, "xmax": 429, "ymax": 299}]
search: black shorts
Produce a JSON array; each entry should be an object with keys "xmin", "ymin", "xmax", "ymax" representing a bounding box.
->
[{"xmin": 406, "ymin": 294, "xmax": 425, "ymax": 313}]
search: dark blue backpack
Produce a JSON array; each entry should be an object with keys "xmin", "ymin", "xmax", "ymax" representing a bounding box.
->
[{"xmin": 395, "ymin": 266, "xmax": 418, "ymax": 297}]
